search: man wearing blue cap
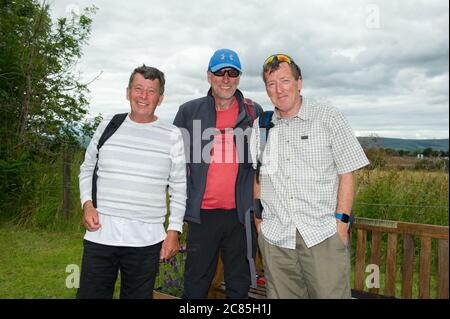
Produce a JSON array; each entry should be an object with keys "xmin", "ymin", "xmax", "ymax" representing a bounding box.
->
[{"xmin": 174, "ymin": 48, "xmax": 263, "ymax": 299}]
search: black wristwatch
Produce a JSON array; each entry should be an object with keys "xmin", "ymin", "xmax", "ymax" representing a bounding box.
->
[{"xmin": 335, "ymin": 213, "xmax": 350, "ymax": 223}]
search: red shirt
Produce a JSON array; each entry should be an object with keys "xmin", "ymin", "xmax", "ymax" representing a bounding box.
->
[{"xmin": 201, "ymin": 99, "xmax": 239, "ymax": 210}]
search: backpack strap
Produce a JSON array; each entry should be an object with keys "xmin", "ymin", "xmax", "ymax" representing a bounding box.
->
[
  {"xmin": 256, "ymin": 111, "xmax": 274, "ymax": 184},
  {"xmin": 243, "ymin": 98, "xmax": 255, "ymax": 126},
  {"xmin": 97, "ymin": 113, "xmax": 128, "ymax": 151},
  {"xmin": 254, "ymin": 111, "xmax": 273, "ymax": 219},
  {"xmin": 92, "ymin": 113, "xmax": 128, "ymax": 208}
]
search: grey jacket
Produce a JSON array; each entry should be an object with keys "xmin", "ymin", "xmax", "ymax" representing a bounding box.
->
[{"xmin": 173, "ymin": 88, "xmax": 264, "ymax": 225}]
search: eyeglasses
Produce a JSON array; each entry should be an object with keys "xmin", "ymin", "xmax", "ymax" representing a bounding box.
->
[
  {"xmin": 263, "ymin": 54, "xmax": 293, "ymax": 66},
  {"xmin": 212, "ymin": 68, "xmax": 241, "ymax": 78}
]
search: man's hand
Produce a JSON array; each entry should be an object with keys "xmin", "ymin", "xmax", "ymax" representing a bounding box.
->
[
  {"xmin": 336, "ymin": 219, "xmax": 349, "ymax": 247},
  {"xmin": 82, "ymin": 200, "xmax": 101, "ymax": 232},
  {"xmin": 253, "ymin": 175, "xmax": 263, "ymax": 235},
  {"xmin": 255, "ymin": 216, "xmax": 262, "ymax": 234},
  {"xmin": 253, "ymin": 175, "xmax": 261, "ymax": 200},
  {"xmin": 160, "ymin": 230, "xmax": 180, "ymax": 262}
]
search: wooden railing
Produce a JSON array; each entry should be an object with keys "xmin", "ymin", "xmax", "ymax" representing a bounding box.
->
[
  {"xmin": 208, "ymin": 217, "xmax": 449, "ymax": 299},
  {"xmin": 352, "ymin": 217, "xmax": 448, "ymax": 299}
]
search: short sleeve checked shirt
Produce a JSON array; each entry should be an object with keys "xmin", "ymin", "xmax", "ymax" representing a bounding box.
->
[{"xmin": 250, "ymin": 97, "xmax": 369, "ymax": 249}]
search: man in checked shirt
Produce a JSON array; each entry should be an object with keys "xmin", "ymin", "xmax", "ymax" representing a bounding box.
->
[{"xmin": 250, "ymin": 54, "xmax": 369, "ymax": 298}]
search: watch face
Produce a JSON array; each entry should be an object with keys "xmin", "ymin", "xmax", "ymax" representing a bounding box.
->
[{"xmin": 341, "ymin": 214, "xmax": 350, "ymax": 223}]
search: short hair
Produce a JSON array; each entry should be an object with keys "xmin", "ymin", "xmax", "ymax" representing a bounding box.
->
[
  {"xmin": 262, "ymin": 56, "xmax": 302, "ymax": 83},
  {"xmin": 128, "ymin": 65, "xmax": 165, "ymax": 95}
]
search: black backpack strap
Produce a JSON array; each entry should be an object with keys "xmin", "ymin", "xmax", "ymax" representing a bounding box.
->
[
  {"xmin": 97, "ymin": 113, "xmax": 128, "ymax": 151},
  {"xmin": 92, "ymin": 113, "xmax": 128, "ymax": 208},
  {"xmin": 254, "ymin": 111, "xmax": 274, "ymax": 219},
  {"xmin": 256, "ymin": 111, "xmax": 274, "ymax": 184}
]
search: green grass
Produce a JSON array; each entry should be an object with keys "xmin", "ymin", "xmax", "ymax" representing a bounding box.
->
[{"xmin": 0, "ymin": 226, "xmax": 84, "ymax": 298}]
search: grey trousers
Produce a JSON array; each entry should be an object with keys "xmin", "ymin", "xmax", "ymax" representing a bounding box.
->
[{"xmin": 258, "ymin": 230, "xmax": 351, "ymax": 299}]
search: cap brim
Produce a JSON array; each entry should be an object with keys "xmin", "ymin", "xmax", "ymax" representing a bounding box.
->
[{"xmin": 209, "ymin": 63, "xmax": 241, "ymax": 73}]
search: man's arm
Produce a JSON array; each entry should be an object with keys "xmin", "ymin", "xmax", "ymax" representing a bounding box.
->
[
  {"xmin": 336, "ymin": 172, "xmax": 356, "ymax": 245},
  {"xmin": 79, "ymin": 120, "xmax": 109, "ymax": 231},
  {"xmin": 160, "ymin": 129, "xmax": 187, "ymax": 261}
]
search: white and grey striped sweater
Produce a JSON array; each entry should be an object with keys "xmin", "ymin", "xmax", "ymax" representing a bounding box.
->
[{"xmin": 79, "ymin": 115, "xmax": 186, "ymax": 232}]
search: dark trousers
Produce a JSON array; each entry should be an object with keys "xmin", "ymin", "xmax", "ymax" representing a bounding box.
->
[
  {"xmin": 76, "ymin": 240, "xmax": 162, "ymax": 299},
  {"xmin": 183, "ymin": 209, "xmax": 251, "ymax": 299}
]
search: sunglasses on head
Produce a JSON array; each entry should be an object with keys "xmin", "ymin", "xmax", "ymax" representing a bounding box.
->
[
  {"xmin": 212, "ymin": 68, "xmax": 241, "ymax": 78},
  {"xmin": 263, "ymin": 54, "xmax": 293, "ymax": 66}
]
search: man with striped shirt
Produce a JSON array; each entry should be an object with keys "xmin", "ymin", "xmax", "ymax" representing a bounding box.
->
[
  {"xmin": 251, "ymin": 54, "xmax": 369, "ymax": 298},
  {"xmin": 77, "ymin": 65, "xmax": 186, "ymax": 299}
]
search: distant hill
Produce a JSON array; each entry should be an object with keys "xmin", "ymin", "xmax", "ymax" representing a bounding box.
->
[
  {"xmin": 80, "ymin": 135, "xmax": 448, "ymax": 152},
  {"xmin": 358, "ymin": 137, "xmax": 449, "ymax": 152}
]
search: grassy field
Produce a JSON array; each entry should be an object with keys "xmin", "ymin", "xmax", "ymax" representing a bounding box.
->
[
  {"xmin": 0, "ymin": 226, "xmax": 83, "ymax": 298},
  {"xmin": 355, "ymin": 169, "xmax": 448, "ymax": 225},
  {"xmin": 0, "ymin": 168, "xmax": 448, "ymax": 298}
]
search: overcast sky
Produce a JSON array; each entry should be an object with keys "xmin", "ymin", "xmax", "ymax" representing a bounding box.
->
[{"xmin": 48, "ymin": 0, "xmax": 449, "ymax": 139}]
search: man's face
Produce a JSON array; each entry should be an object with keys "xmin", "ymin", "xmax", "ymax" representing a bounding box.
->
[
  {"xmin": 207, "ymin": 68, "xmax": 240, "ymax": 101},
  {"xmin": 264, "ymin": 62, "xmax": 302, "ymax": 118},
  {"xmin": 126, "ymin": 73, "xmax": 163, "ymax": 121}
]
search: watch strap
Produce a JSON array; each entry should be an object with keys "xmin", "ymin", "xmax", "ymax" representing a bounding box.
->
[{"xmin": 335, "ymin": 212, "xmax": 350, "ymax": 223}]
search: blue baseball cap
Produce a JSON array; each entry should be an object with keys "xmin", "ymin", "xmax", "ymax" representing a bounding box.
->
[{"xmin": 208, "ymin": 48, "xmax": 242, "ymax": 73}]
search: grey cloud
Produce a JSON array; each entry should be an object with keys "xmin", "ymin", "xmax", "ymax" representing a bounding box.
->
[{"xmin": 49, "ymin": 0, "xmax": 448, "ymax": 139}]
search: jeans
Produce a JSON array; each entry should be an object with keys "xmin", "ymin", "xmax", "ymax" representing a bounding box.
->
[{"xmin": 76, "ymin": 240, "xmax": 162, "ymax": 299}]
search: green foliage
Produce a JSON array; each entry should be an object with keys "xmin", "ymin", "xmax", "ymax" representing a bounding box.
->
[
  {"xmin": 414, "ymin": 158, "xmax": 449, "ymax": 171},
  {"xmin": 6, "ymin": 149, "xmax": 86, "ymax": 232},
  {"xmin": 364, "ymin": 148, "xmax": 388, "ymax": 169},
  {"xmin": 0, "ymin": 0, "xmax": 97, "ymax": 223},
  {"xmin": 355, "ymin": 170, "xmax": 449, "ymax": 226}
]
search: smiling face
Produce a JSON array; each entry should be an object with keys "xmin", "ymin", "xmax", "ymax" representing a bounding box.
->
[
  {"xmin": 207, "ymin": 68, "xmax": 240, "ymax": 104},
  {"xmin": 264, "ymin": 62, "xmax": 302, "ymax": 119},
  {"xmin": 126, "ymin": 73, "xmax": 164, "ymax": 123}
]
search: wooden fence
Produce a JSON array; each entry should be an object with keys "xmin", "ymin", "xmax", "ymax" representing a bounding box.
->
[{"xmin": 352, "ymin": 217, "xmax": 448, "ymax": 298}]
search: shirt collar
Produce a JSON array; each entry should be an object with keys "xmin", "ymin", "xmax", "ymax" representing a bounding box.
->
[{"xmin": 272, "ymin": 96, "xmax": 309, "ymax": 125}]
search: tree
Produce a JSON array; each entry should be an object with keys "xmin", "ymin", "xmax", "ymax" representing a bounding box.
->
[
  {"xmin": 1, "ymin": 0, "xmax": 97, "ymax": 154},
  {"xmin": 398, "ymin": 149, "xmax": 411, "ymax": 157},
  {"xmin": 0, "ymin": 0, "xmax": 97, "ymax": 220},
  {"xmin": 422, "ymin": 147, "xmax": 433, "ymax": 158}
]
